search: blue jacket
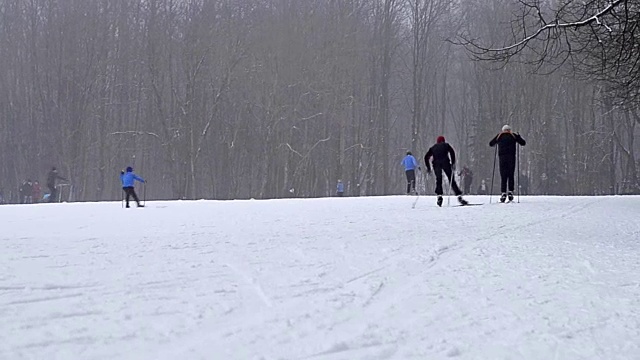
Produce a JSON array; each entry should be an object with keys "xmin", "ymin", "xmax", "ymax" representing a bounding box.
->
[
  {"xmin": 401, "ymin": 155, "xmax": 418, "ymax": 171},
  {"xmin": 121, "ymin": 171, "xmax": 145, "ymax": 187},
  {"xmin": 337, "ymin": 182, "xmax": 344, "ymax": 192}
]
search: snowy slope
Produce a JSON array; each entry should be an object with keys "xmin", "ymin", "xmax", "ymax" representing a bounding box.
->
[{"xmin": 1, "ymin": 196, "xmax": 639, "ymax": 360}]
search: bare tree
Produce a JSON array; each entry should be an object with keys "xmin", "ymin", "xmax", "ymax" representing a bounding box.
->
[
  {"xmin": 460, "ymin": 0, "xmax": 640, "ymax": 100},
  {"xmin": 0, "ymin": 0, "xmax": 636, "ymax": 201}
]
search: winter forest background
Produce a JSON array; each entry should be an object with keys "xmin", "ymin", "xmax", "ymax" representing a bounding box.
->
[{"xmin": 1, "ymin": 0, "xmax": 639, "ymax": 202}]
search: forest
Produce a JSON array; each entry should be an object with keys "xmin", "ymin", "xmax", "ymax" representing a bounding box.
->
[{"xmin": 1, "ymin": 0, "xmax": 638, "ymax": 202}]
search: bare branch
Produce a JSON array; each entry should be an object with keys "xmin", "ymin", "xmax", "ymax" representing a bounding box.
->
[
  {"xmin": 108, "ymin": 131, "xmax": 162, "ymax": 140},
  {"xmin": 485, "ymin": 0, "xmax": 623, "ymax": 52}
]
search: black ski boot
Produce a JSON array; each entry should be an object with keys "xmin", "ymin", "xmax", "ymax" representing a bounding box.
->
[
  {"xmin": 500, "ymin": 193, "xmax": 507, "ymax": 203},
  {"xmin": 458, "ymin": 196, "xmax": 468, "ymax": 206},
  {"xmin": 437, "ymin": 195, "xmax": 443, "ymax": 207},
  {"xmin": 507, "ymin": 191, "xmax": 514, "ymax": 202}
]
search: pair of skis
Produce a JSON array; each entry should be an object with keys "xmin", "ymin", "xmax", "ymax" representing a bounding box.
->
[
  {"xmin": 413, "ymin": 196, "xmax": 482, "ymax": 208},
  {"xmin": 453, "ymin": 202, "xmax": 482, "ymax": 207},
  {"xmin": 412, "ymin": 173, "xmax": 481, "ymax": 208}
]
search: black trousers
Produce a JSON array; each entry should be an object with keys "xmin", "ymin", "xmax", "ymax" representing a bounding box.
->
[
  {"xmin": 123, "ymin": 187, "xmax": 141, "ymax": 207},
  {"xmin": 405, "ymin": 170, "xmax": 416, "ymax": 193},
  {"xmin": 434, "ymin": 164, "xmax": 462, "ymax": 196},
  {"xmin": 499, "ymin": 157, "xmax": 516, "ymax": 193},
  {"xmin": 48, "ymin": 184, "xmax": 57, "ymax": 202}
]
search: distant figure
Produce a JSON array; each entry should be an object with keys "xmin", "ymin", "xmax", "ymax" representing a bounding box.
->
[
  {"xmin": 401, "ymin": 151, "xmax": 420, "ymax": 195},
  {"xmin": 424, "ymin": 136, "xmax": 468, "ymax": 206},
  {"xmin": 459, "ymin": 166, "xmax": 473, "ymax": 195},
  {"xmin": 20, "ymin": 179, "xmax": 33, "ymax": 204},
  {"xmin": 519, "ymin": 173, "xmax": 530, "ymax": 195},
  {"xmin": 120, "ymin": 166, "xmax": 145, "ymax": 208},
  {"xmin": 489, "ymin": 125, "xmax": 526, "ymax": 202},
  {"xmin": 0, "ymin": 189, "xmax": 5, "ymax": 204},
  {"xmin": 336, "ymin": 179, "xmax": 344, "ymax": 197},
  {"xmin": 19, "ymin": 181, "xmax": 25, "ymax": 203},
  {"xmin": 477, "ymin": 179, "xmax": 488, "ymax": 195},
  {"xmin": 540, "ymin": 172, "xmax": 549, "ymax": 195},
  {"xmin": 32, "ymin": 180, "xmax": 41, "ymax": 203},
  {"xmin": 46, "ymin": 167, "xmax": 67, "ymax": 202}
]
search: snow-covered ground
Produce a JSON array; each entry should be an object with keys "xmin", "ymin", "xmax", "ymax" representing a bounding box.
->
[{"xmin": 1, "ymin": 195, "xmax": 639, "ymax": 360}]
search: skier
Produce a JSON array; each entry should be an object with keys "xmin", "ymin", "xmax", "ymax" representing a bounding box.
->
[
  {"xmin": 18, "ymin": 180, "xmax": 25, "ymax": 203},
  {"xmin": 120, "ymin": 167, "xmax": 145, "ymax": 208},
  {"xmin": 401, "ymin": 151, "xmax": 420, "ymax": 195},
  {"xmin": 46, "ymin": 167, "xmax": 67, "ymax": 203},
  {"xmin": 336, "ymin": 179, "xmax": 345, "ymax": 197},
  {"xmin": 519, "ymin": 173, "xmax": 530, "ymax": 195},
  {"xmin": 459, "ymin": 166, "xmax": 473, "ymax": 195},
  {"xmin": 489, "ymin": 125, "xmax": 526, "ymax": 202},
  {"xmin": 20, "ymin": 179, "xmax": 33, "ymax": 204},
  {"xmin": 424, "ymin": 136, "xmax": 468, "ymax": 206}
]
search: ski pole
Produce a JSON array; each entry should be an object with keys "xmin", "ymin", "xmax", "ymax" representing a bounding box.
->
[
  {"xmin": 141, "ymin": 153, "xmax": 147, "ymax": 206},
  {"xmin": 490, "ymin": 145, "xmax": 497, "ymax": 204},
  {"xmin": 412, "ymin": 171, "xmax": 421, "ymax": 209},
  {"xmin": 447, "ymin": 167, "xmax": 453, "ymax": 207}
]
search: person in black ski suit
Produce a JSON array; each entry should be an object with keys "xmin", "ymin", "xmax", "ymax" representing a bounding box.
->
[
  {"xmin": 46, "ymin": 167, "xmax": 67, "ymax": 203},
  {"xmin": 489, "ymin": 125, "xmax": 526, "ymax": 202},
  {"xmin": 20, "ymin": 179, "xmax": 33, "ymax": 203},
  {"xmin": 424, "ymin": 136, "xmax": 468, "ymax": 206}
]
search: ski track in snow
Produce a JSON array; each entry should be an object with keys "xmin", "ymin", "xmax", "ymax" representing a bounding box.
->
[{"xmin": 0, "ymin": 196, "xmax": 639, "ymax": 360}]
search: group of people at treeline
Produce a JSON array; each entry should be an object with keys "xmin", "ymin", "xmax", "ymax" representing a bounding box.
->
[
  {"xmin": 4, "ymin": 166, "xmax": 146, "ymax": 209},
  {"xmin": 337, "ymin": 125, "xmax": 528, "ymax": 206},
  {"xmin": 2, "ymin": 167, "xmax": 67, "ymax": 205},
  {"xmin": 7, "ymin": 125, "xmax": 525, "ymax": 207},
  {"xmin": 403, "ymin": 124, "xmax": 524, "ymax": 206}
]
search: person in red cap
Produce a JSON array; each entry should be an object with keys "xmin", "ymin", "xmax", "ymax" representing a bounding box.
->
[{"xmin": 424, "ymin": 136, "xmax": 468, "ymax": 206}]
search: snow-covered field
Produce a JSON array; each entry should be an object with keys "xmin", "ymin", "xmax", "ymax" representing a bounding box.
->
[{"xmin": 1, "ymin": 195, "xmax": 639, "ymax": 360}]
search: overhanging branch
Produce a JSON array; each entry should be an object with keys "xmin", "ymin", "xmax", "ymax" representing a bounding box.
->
[{"xmin": 463, "ymin": 0, "xmax": 624, "ymax": 54}]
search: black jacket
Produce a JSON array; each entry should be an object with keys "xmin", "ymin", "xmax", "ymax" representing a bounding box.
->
[
  {"xmin": 489, "ymin": 132, "xmax": 526, "ymax": 159},
  {"xmin": 46, "ymin": 170, "xmax": 66, "ymax": 187},
  {"xmin": 20, "ymin": 182, "xmax": 32, "ymax": 194},
  {"xmin": 424, "ymin": 142, "xmax": 456, "ymax": 171}
]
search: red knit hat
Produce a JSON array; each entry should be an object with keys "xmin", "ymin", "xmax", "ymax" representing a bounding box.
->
[{"xmin": 436, "ymin": 136, "xmax": 445, "ymax": 143}]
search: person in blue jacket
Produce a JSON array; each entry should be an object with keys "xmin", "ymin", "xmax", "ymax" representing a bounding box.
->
[
  {"xmin": 336, "ymin": 179, "xmax": 345, "ymax": 197},
  {"xmin": 120, "ymin": 166, "xmax": 145, "ymax": 208},
  {"xmin": 401, "ymin": 151, "xmax": 420, "ymax": 194}
]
